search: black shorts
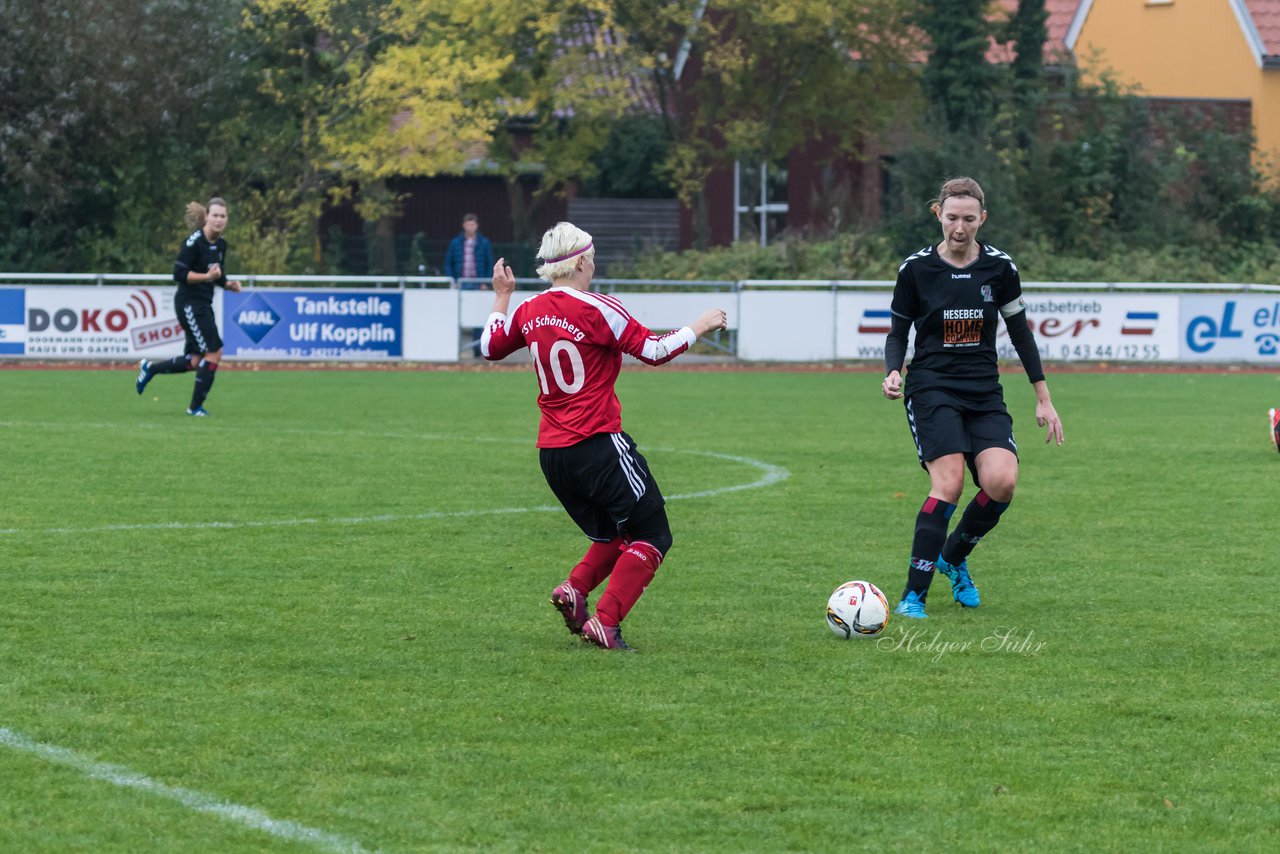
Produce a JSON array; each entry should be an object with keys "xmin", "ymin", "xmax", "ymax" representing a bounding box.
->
[
  {"xmin": 904, "ymin": 387, "xmax": 1017, "ymax": 480},
  {"xmin": 539, "ymin": 431, "xmax": 666, "ymax": 543},
  {"xmin": 175, "ymin": 296, "xmax": 222, "ymax": 356}
]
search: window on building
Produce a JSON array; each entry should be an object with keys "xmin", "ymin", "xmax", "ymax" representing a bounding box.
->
[{"xmin": 734, "ymin": 160, "xmax": 788, "ymax": 246}]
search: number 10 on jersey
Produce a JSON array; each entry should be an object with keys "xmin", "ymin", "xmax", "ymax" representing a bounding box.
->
[{"xmin": 531, "ymin": 340, "xmax": 586, "ymax": 394}]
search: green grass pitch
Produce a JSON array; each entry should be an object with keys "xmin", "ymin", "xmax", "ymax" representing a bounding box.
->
[{"xmin": 2, "ymin": 364, "xmax": 1277, "ymax": 852}]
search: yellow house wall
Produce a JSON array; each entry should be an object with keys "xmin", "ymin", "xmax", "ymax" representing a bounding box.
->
[
  {"xmin": 1076, "ymin": 1, "xmax": 1280, "ymax": 172},
  {"xmin": 1258, "ymin": 73, "xmax": 1280, "ymax": 168}
]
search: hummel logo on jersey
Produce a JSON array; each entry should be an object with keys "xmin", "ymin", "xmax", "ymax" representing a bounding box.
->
[{"xmin": 952, "ymin": 273, "xmax": 971, "ymax": 279}]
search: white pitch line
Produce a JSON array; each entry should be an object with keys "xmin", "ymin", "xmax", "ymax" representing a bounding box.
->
[
  {"xmin": 0, "ymin": 419, "xmax": 526, "ymax": 444},
  {"xmin": 663, "ymin": 449, "xmax": 790, "ymax": 499},
  {"xmin": 0, "ymin": 428, "xmax": 789, "ymax": 537},
  {"xmin": 0, "ymin": 727, "xmax": 371, "ymax": 854},
  {"xmin": 0, "ymin": 504, "xmax": 564, "ymax": 536}
]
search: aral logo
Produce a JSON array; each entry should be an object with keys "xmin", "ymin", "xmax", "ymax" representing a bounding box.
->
[{"xmin": 235, "ymin": 293, "xmax": 279, "ymax": 343}]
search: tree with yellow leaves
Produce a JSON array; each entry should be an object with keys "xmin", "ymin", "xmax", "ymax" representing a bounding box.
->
[{"xmin": 243, "ymin": 0, "xmax": 509, "ymax": 271}]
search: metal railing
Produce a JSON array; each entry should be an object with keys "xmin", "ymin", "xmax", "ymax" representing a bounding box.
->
[
  {"xmin": 0, "ymin": 272, "xmax": 455, "ymax": 288},
  {"xmin": 3, "ymin": 272, "xmax": 1277, "ymax": 292}
]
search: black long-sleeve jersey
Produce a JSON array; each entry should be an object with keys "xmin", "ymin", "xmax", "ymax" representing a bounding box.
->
[
  {"xmin": 173, "ymin": 229, "xmax": 228, "ymax": 303},
  {"xmin": 886, "ymin": 242, "xmax": 1043, "ymax": 397}
]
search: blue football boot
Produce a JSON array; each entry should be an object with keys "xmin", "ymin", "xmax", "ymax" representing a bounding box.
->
[
  {"xmin": 893, "ymin": 589, "xmax": 928, "ymax": 619},
  {"xmin": 937, "ymin": 555, "xmax": 980, "ymax": 608},
  {"xmin": 135, "ymin": 359, "xmax": 154, "ymax": 395}
]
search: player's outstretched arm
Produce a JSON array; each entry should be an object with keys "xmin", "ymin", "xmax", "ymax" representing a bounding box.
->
[
  {"xmin": 624, "ymin": 307, "xmax": 726, "ymax": 366},
  {"xmin": 690, "ymin": 308, "xmax": 727, "ymax": 337},
  {"xmin": 882, "ymin": 370, "xmax": 903, "ymax": 400},
  {"xmin": 882, "ymin": 314, "xmax": 910, "ymax": 399},
  {"xmin": 480, "ymin": 258, "xmax": 521, "ymax": 361},
  {"xmin": 490, "ymin": 258, "xmax": 515, "ymax": 315},
  {"xmin": 1033, "ymin": 381, "xmax": 1064, "ymax": 445}
]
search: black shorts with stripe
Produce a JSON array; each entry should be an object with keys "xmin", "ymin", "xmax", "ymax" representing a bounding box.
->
[
  {"xmin": 905, "ymin": 386, "xmax": 1017, "ymax": 480},
  {"xmin": 539, "ymin": 431, "xmax": 665, "ymax": 543},
  {"xmin": 175, "ymin": 294, "xmax": 222, "ymax": 356}
]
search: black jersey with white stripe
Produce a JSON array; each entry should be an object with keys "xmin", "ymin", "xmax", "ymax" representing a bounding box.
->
[
  {"xmin": 173, "ymin": 229, "xmax": 227, "ymax": 303},
  {"xmin": 890, "ymin": 242, "xmax": 1025, "ymax": 397}
]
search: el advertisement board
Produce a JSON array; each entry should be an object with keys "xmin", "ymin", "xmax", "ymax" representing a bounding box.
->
[{"xmin": 1180, "ymin": 295, "xmax": 1280, "ymax": 362}]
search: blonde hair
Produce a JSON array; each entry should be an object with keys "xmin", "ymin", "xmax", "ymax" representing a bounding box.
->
[
  {"xmin": 929, "ymin": 177, "xmax": 986, "ymax": 216},
  {"xmin": 535, "ymin": 222, "xmax": 594, "ymax": 282},
  {"xmin": 184, "ymin": 197, "xmax": 228, "ymax": 231}
]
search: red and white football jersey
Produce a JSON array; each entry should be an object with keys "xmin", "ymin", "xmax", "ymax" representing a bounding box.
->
[{"xmin": 481, "ymin": 287, "xmax": 697, "ymax": 447}]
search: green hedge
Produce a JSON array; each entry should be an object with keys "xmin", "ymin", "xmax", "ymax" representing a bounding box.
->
[{"xmin": 612, "ymin": 233, "xmax": 1280, "ymax": 285}]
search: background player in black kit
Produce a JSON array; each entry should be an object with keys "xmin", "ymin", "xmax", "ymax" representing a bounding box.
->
[
  {"xmin": 881, "ymin": 177, "xmax": 1064, "ymax": 619},
  {"xmin": 135, "ymin": 198, "xmax": 242, "ymax": 415}
]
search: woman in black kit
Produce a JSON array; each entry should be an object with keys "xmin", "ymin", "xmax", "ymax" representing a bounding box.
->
[
  {"xmin": 135, "ymin": 198, "xmax": 242, "ymax": 415},
  {"xmin": 882, "ymin": 177, "xmax": 1064, "ymax": 619}
]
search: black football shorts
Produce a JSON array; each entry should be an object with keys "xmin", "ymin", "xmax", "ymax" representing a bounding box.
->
[
  {"xmin": 176, "ymin": 296, "xmax": 223, "ymax": 356},
  {"xmin": 904, "ymin": 387, "xmax": 1017, "ymax": 480},
  {"xmin": 539, "ymin": 431, "xmax": 666, "ymax": 543}
]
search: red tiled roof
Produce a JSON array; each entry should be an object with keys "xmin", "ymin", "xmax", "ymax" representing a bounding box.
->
[
  {"xmin": 989, "ymin": 0, "xmax": 1083, "ymax": 64},
  {"xmin": 887, "ymin": 1, "xmax": 1086, "ymax": 67},
  {"xmin": 1244, "ymin": 0, "xmax": 1280, "ymax": 56},
  {"xmin": 1044, "ymin": 0, "xmax": 1082, "ymax": 48},
  {"xmin": 988, "ymin": 1, "xmax": 1280, "ymax": 67}
]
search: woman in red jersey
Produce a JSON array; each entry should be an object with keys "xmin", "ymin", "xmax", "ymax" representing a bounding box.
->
[{"xmin": 482, "ymin": 222, "xmax": 727, "ymax": 651}]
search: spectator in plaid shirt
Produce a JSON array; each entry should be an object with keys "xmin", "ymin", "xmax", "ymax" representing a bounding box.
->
[{"xmin": 444, "ymin": 213, "xmax": 494, "ymax": 289}]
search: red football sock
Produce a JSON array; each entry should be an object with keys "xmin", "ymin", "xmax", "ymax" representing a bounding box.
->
[
  {"xmin": 594, "ymin": 541, "xmax": 662, "ymax": 626},
  {"xmin": 567, "ymin": 538, "xmax": 624, "ymax": 596}
]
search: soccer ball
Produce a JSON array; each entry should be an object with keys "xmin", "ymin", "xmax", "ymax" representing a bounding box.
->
[{"xmin": 826, "ymin": 580, "xmax": 889, "ymax": 639}]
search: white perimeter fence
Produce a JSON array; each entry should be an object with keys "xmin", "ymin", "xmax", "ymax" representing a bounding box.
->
[{"xmin": 2, "ymin": 273, "xmax": 1279, "ymax": 364}]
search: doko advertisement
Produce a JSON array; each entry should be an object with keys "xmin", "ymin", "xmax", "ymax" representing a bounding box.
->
[
  {"xmin": 1, "ymin": 285, "xmax": 183, "ymax": 359},
  {"xmin": 222, "ymin": 290, "xmax": 403, "ymax": 360}
]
